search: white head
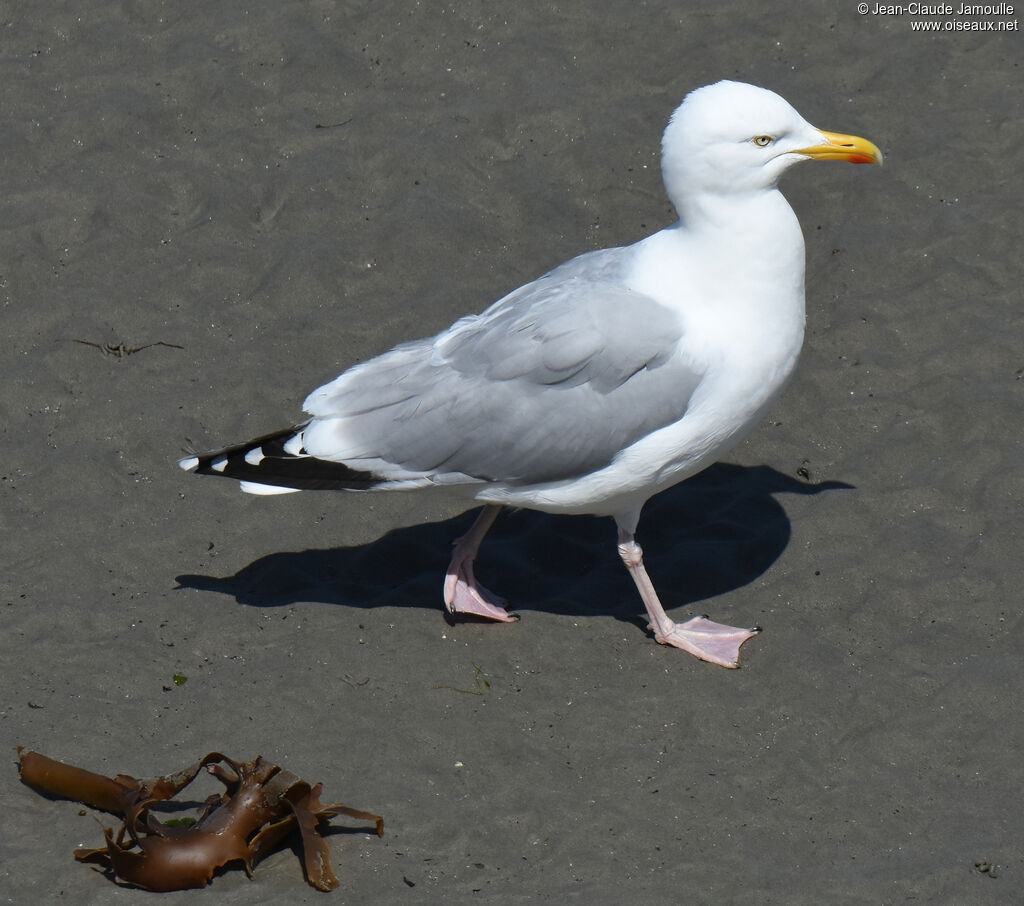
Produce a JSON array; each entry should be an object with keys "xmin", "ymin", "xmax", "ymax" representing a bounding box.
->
[{"xmin": 661, "ymin": 80, "xmax": 882, "ymax": 208}]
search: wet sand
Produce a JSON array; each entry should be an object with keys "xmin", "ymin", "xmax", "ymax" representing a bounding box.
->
[{"xmin": 3, "ymin": 2, "xmax": 1022, "ymax": 902}]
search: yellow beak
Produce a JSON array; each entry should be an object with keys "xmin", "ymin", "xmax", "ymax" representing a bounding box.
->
[{"xmin": 797, "ymin": 130, "xmax": 884, "ymax": 165}]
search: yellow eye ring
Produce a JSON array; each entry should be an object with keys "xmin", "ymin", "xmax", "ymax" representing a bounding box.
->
[{"xmin": 753, "ymin": 135, "xmax": 773, "ymax": 147}]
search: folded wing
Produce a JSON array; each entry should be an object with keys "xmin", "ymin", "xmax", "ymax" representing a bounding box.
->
[{"xmin": 300, "ymin": 249, "xmax": 704, "ymax": 488}]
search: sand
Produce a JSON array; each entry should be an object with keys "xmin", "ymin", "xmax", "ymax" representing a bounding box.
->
[{"xmin": 3, "ymin": 1, "xmax": 1022, "ymax": 903}]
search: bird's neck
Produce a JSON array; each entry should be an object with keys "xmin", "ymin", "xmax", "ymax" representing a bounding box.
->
[
  {"xmin": 676, "ymin": 186, "xmax": 802, "ymax": 249},
  {"xmin": 630, "ymin": 188, "xmax": 807, "ymax": 316}
]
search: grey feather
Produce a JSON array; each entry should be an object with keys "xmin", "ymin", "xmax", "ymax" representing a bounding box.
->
[{"xmin": 303, "ymin": 248, "xmax": 704, "ymax": 485}]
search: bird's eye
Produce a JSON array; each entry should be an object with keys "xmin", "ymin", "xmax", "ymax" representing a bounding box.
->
[{"xmin": 753, "ymin": 135, "xmax": 773, "ymax": 147}]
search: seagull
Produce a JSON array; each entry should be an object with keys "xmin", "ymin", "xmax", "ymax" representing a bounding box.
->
[{"xmin": 179, "ymin": 80, "xmax": 881, "ymax": 668}]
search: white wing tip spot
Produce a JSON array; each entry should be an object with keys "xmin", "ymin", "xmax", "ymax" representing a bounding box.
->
[{"xmin": 239, "ymin": 480, "xmax": 302, "ymax": 496}]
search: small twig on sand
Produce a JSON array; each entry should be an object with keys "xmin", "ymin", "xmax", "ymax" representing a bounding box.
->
[{"xmin": 74, "ymin": 339, "xmax": 184, "ymax": 358}]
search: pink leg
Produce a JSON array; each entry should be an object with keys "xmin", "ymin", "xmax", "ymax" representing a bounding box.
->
[
  {"xmin": 443, "ymin": 505, "xmax": 518, "ymax": 622},
  {"xmin": 617, "ymin": 529, "xmax": 759, "ymax": 668}
]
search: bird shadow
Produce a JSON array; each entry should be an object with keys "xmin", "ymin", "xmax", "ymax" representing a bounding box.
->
[{"xmin": 175, "ymin": 463, "xmax": 852, "ymax": 625}]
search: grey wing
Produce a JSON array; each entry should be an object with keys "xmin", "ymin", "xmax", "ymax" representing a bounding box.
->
[{"xmin": 302, "ymin": 249, "xmax": 704, "ymax": 485}]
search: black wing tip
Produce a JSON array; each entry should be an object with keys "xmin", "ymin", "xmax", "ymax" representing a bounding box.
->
[{"xmin": 178, "ymin": 426, "xmax": 386, "ymax": 491}]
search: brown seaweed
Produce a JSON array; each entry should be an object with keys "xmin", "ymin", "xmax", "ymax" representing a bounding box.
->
[{"xmin": 17, "ymin": 748, "xmax": 383, "ymax": 892}]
